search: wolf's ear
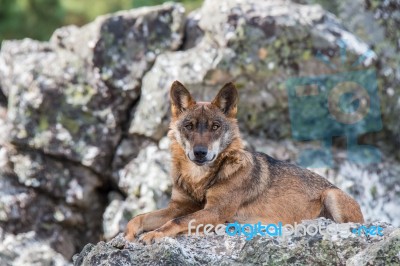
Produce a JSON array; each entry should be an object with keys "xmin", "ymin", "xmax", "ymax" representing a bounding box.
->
[
  {"xmin": 170, "ymin": 81, "xmax": 196, "ymax": 116},
  {"xmin": 212, "ymin": 82, "xmax": 238, "ymax": 118}
]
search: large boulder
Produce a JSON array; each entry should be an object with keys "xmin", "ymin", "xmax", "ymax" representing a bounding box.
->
[
  {"xmin": 128, "ymin": 0, "xmax": 375, "ymax": 140},
  {"xmin": 334, "ymin": 0, "xmax": 400, "ymax": 159},
  {"xmin": 0, "ymin": 3, "xmax": 185, "ymax": 174},
  {"xmin": 51, "ymin": 2, "xmax": 185, "ymax": 98},
  {"xmin": 0, "ymin": 145, "xmax": 105, "ymax": 259},
  {"xmin": 295, "ymin": 0, "xmax": 400, "ymax": 158},
  {"xmin": 0, "ymin": 2, "xmax": 186, "ymax": 262},
  {"xmin": 1, "ymin": 39, "xmax": 121, "ymax": 173}
]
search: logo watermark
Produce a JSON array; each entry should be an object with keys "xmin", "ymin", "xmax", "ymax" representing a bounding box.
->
[
  {"xmin": 286, "ymin": 39, "xmax": 382, "ymax": 168},
  {"xmin": 188, "ymin": 219, "xmax": 383, "ymax": 241},
  {"xmin": 352, "ymin": 225, "xmax": 383, "ymax": 237}
]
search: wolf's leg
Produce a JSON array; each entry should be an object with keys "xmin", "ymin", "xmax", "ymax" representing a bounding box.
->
[
  {"xmin": 138, "ymin": 188, "xmax": 242, "ymax": 245},
  {"xmin": 138, "ymin": 206, "xmax": 230, "ymax": 244},
  {"xmin": 125, "ymin": 204, "xmax": 192, "ymax": 241},
  {"xmin": 125, "ymin": 190, "xmax": 201, "ymax": 241},
  {"xmin": 137, "ymin": 170, "xmax": 244, "ymax": 244},
  {"xmin": 322, "ymin": 188, "xmax": 364, "ymax": 223}
]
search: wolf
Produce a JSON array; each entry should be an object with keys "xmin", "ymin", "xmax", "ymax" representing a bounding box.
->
[{"xmin": 125, "ymin": 81, "xmax": 364, "ymax": 244}]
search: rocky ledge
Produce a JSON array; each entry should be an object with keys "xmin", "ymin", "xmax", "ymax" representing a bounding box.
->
[{"xmin": 73, "ymin": 219, "xmax": 400, "ymax": 265}]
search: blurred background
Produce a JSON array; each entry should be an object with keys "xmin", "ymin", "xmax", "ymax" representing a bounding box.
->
[
  {"xmin": 0, "ymin": 0, "xmax": 399, "ymax": 265},
  {"xmin": 0, "ymin": 0, "xmax": 203, "ymax": 42}
]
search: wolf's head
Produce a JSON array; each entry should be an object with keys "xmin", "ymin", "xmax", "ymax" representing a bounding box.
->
[{"xmin": 169, "ymin": 81, "xmax": 241, "ymax": 166}]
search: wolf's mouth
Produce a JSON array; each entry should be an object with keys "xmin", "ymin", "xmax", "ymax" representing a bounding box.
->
[{"xmin": 192, "ymin": 155, "xmax": 216, "ymax": 166}]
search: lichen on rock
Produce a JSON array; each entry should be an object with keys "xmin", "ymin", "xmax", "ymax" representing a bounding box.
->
[{"xmin": 73, "ymin": 219, "xmax": 400, "ymax": 266}]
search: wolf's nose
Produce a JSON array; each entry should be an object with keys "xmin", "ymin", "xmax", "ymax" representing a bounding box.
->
[{"xmin": 193, "ymin": 145, "xmax": 208, "ymax": 159}]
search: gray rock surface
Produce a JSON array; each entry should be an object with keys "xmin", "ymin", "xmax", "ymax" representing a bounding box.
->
[
  {"xmin": 0, "ymin": 231, "xmax": 70, "ymax": 266},
  {"xmin": 103, "ymin": 137, "xmax": 171, "ymax": 240},
  {"xmin": 73, "ymin": 219, "xmax": 400, "ymax": 265},
  {"xmin": 0, "ymin": 3, "xmax": 185, "ymax": 173},
  {"xmin": 300, "ymin": 0, "xmax": 400, "ymax": 159},
  {"xmin": 0, "ymin": 3, "xmax": 185, "ymax": 263},
  {"xmin": 129, "ymin": 0, "xmax": 375, "ymax": 140},
  {"xmin": 0, "ymin": 146, "xmax": 105, "ymax": 259},
  {"xmin": 337, "ymin": 0, "xmax": 400, "ymax": 159},
  {"xmin": 51, "ymin": 3, "xmax": 185, "ymax": 99}
]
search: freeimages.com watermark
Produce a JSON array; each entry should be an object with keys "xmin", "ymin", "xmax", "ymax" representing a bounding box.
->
[{"xmin": 188, "ymin": 219, "xmax": 383, "ymax": 241}]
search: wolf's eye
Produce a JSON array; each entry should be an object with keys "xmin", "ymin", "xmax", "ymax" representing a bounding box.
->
[
  {"xmin": 212, "ymin": 124, "xmax": 220, "ymax": 130},
  {"xmin": 185, "ymin": 124, "xmax": 193, "ymax": 130}
]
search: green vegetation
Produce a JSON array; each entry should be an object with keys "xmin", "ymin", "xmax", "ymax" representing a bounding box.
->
[{"xmin": 0, "ymin": 0, "xmax": 203, "ymax": 43}]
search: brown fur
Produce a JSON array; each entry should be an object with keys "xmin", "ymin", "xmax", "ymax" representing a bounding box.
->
[{"xmin": 125, "ymin": 81, "xmax": 364, "ymax": 244}]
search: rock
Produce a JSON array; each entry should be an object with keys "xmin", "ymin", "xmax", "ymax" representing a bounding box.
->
[
  {"xmin": 0, "ymin": 172, "xmax": 78, "ymax": 259},
  {"xmin": 336, "ymin": 0, "xmax": 400, "ymax": 159},
  {"xmin": 103, "ymin": 137, "xmax": 172, "ymax": 240},
  {"xmin": 183, "ymin": 10, "xmax": 204, "ymax": 50},
  {"xmin": 128, "ymin": 39, "xmax": 220, "ymax": 139},
  {"xmin": 293, "ymin": 0, "xmax": 400, "ymax": 220},
  {"xmin": 0, "ymin": 87, "xmax": 6, "ymax": 107},
  {"xmin": 0, "ymin": 105, "xmax": 9, "ymax": 145},
  {"xmin": 0, "ymin": 146, "xmax": 105, "ymax": 259},
  {"xmin": 51, "ymin": 2, "xmax": 185, "ymax": 96},
  {"xmin": 0, "ymin": 4, "xmax": 186, "ymax": 259},
  {"xmin": 111, "ymin": 135, "xmax": 153, "ymax": 181},
  {"xmin": 0, "ymin": 38, "xmax": 122, "ymax": 173},
  {"xmin": 74, "ymin": 219, "xmax": 400, "ymax": 265},
  {"xmin": 297, "ymin": 0, "xmax": 400, "ymax": 158},
  {"xmin": 115, "ymin": 137, "xmax": 171, "ymax": 211},
  {"xmin": 347, "ymin": 228, "xmax": 400, "ymax": 265},
  {"xmin": 5, "ymin": 146, "xmax": 103, "ymax": 207},
  {"xmin": 128, "ymin": 0, "xmax": 375, "ymax": 140},
  {"xmin": 0, "ymin": 231, "xmax": 70, "ymax": 266},
  {"xmin": 0, "ymin": 3, "xmax": 187, "ymax": 263},
  {"xmin": 0, "ymin": 3, "xmax": 186, "ymax": 173}
]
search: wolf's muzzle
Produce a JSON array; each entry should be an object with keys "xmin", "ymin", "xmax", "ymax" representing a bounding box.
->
[{"xmin": 193, "ymin": 145, "xmax": 208, "ymax": 160}]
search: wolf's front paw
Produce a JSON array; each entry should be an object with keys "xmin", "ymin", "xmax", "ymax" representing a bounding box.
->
[
  {"xmin": 138, "ymin": 230, "xmax": 165, "ymax": 245},
  {"xmin": 125, "ymin": 217, "xmax": 143, "ymax": 241}
]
